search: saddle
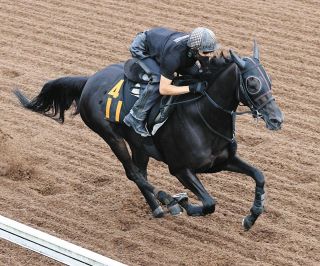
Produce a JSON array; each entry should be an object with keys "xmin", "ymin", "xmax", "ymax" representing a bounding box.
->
[
  {"xmin": 124, "ymin": 58, "xmax": 151, "ymax": 84},
  {"xmin": 101, "ymin": 59, "xmax": 175, "ymax": 135},
  {"xmin": 124, "ymin": 59, "xmax": 175, "ymax": 133}
]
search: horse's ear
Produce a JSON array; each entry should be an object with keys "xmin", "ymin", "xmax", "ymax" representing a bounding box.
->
[
  {"xmin": 229, "ymin": 50, "xmax": 246, "ymax": 69},
  {"xmin": 253, "ymin": 40, "xmax": 260, "ymax": 61}
]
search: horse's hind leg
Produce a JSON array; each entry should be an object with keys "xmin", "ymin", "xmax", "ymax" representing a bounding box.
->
[
  {"xmin": 104, "ymin": 133, "xmax": 181, "ymax": 216},
  {"xmin": 131, "ymin": 146, "xmax": 164, "ymax": 217},
  {"xmin": 131, "ymin": 146, "xmax": 149, "ymax": 179},
  {"xmin": 97, "ymin": 128, "xmax": 156, "ymax": 210},
  {"xmin": 85, "ymin": 117, "xmax": 180, "ymax": 216}
]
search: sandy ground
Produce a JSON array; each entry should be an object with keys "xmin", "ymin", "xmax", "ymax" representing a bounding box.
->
[{"xmin": 0, "ymin": 0, "xmax": 319, "ymax": 265}]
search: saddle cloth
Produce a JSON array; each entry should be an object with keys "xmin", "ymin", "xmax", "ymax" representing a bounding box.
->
[{"xmin": 101, "ymin": 60, "xmax": 174, "ymax": 135}]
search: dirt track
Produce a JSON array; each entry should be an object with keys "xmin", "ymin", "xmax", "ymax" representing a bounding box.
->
[{"xmin": 1, "ymin": 0, "xmax": 319, "ymax": 265}]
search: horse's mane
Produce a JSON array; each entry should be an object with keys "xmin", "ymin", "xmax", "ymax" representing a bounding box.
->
[
  {"xmin": 204, "ymin": 52, "xmax": 233, "ymax": 83},
  {"xmin": 172, "ymin": 53, "xmax": 232, "ymax": 87}
]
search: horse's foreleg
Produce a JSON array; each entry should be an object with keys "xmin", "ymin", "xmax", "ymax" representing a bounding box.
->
[
  {"xmin": 131, "ymin": 147, "xmax": 164, "ymax": 217},
  {"xmin": 222, "ymin": 156, "xmax": 265, "ymax": 231},
  {"xmin": 175, "ymin": 168, "xmax": 215, "ymax": 216}
]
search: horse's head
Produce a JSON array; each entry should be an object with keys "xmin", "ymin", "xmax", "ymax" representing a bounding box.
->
[{"xmin": 230, "ymin": 41, "xmax": 284, "ymax": 130}]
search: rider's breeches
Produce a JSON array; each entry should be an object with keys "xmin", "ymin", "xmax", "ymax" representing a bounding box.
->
[
  {"xmin": 130, "ymin": 57, "xmax": 161, "ymax": 121},
  {"xmin": 130, "ymin": 31, "xmax": 148, "ymax": 59}
]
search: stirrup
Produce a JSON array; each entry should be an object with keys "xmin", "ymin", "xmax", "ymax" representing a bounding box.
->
[{"xmin": 172, "ymin": 192, "xmax": 188, "ymax": 203}]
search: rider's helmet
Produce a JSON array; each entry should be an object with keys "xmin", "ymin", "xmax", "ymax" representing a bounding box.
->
[{"xmin": 187, "ymin": 27, "xmax": 220, "ymax": 53}]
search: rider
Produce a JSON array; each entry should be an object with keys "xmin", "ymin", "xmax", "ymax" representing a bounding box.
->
[{"xmin": 123, "ymin": 27, "xmax": 221, "ymax": 137}]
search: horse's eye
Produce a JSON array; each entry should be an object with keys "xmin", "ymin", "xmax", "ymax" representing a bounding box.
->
[{"xmin": 246, "ymin": 76, "xmax": 261, "ymax": 94}]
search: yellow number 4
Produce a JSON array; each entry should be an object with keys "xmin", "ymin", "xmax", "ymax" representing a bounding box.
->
[{"xmin": 108, "ymin": 79, "xmax": 124, "ymax": 98}]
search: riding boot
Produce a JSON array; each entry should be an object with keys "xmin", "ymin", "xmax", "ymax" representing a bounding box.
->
[
  {"xmin": 123, "ymin": 82, "xmax": 160, "ymax": 137},
  {"xmin": 123, "ymin": 112, "xmax": 150, "ymax": 137}
]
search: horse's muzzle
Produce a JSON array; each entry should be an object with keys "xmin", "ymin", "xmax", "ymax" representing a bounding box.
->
[
  {"xmin": 261, "ymin": 102, "xmax": 284, "ymax": 131},
  {"xmin": 266, "ymin": 118, "xmax": 282, "ymax": 130}
]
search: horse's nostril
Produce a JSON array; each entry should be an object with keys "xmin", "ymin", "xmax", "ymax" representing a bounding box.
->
[{"xmin": 270, "ymin": 118, "xmax": 281, "ymax": 125}]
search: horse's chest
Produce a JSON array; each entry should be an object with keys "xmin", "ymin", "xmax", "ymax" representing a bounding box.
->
[
  {"xmin": 188, "ymin": 142, "xmax": 230, "ymax": 168},
  {"xmin": 212, "ymin": 147, "xmax": 230, "ymax": 164}
]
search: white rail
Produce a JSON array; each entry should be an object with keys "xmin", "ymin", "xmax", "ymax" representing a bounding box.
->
[{"xmin": 0, "ymin": 215, "xmax": 126, "ymax": 266}]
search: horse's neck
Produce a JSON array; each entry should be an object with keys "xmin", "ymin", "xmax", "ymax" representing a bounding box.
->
[
  {"xmin": 205, "ymin": 63, "xmax": 239, "ymax": 111},
  {"xmin": 188, "ymin": 63, "xmax": 240, "ymax": 143},
  {"xmin": 173, "ymin": 63, "xmax": 240, "ymax": 132}
]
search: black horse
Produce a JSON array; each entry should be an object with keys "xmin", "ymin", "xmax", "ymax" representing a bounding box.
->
[{"xmin": 14, "ymin": 41, "xmax": 283, "ymax": 230}]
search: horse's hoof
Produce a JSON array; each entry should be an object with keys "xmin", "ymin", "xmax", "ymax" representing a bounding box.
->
[
  {"xmin": 168, "ymin": 203, "xmax": 183, "ymax": 216},
  {"xmin": 242, "ymin": 215, "xmax": 254, "ymax": 231},
  {"xmin": 153, "ymin": 206, "xmax": 165, "ymax": 218}
]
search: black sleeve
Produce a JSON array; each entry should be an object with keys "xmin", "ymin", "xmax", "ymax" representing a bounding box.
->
[
  {"xmin": 160, "ymin": 54, "xmax": 181, "ymax": 80},
  {"xmin": 179, "ymin": 63, "xmax": 200, "ymax": 76}
]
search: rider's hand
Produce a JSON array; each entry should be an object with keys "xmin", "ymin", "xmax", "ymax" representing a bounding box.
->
[{"xmin": 189, "ymin": 81, "xmax": 207, "ymax": 94}]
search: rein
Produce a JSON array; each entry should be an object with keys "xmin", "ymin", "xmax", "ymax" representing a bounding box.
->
[
  {"xmin": 198, "ymin": 90, "xmax": 251, "ymax": 143},
  {"xmin": 161, "ymin": 94, "xmax": 203, "ymax": 107},
  {"xmin": 161, "ymin": 62, "xmax": 272, "ymax": 143},
  {"xmin": 198, "ymin": 64, "xmax": 272, "ymax": 143},
  {"xmin": 162, "ymin": 87, "xmax": 252, "ymax": 143}
]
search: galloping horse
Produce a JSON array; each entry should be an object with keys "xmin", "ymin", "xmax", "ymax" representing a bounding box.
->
[{"xmin": 15, "ymin": 41, "xmax": 283, "ymax": 230}]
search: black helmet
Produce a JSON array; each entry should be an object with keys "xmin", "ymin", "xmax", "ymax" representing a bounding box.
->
[{"xmin": 187, "ymin": 27, "xmax": 220, "ymax": 52}]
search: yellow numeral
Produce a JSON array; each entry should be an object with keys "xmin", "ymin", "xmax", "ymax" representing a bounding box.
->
[
  {"xmin": 105, "ymin": 98, "xmax": 112, "ymax": 119},
  {"xmin": 115, "ymin": 101, "xmax": 123, "ymax": 122},
  {"xmin": 108, "ymin": 79, "xmax": 124, "ymax": 98}
]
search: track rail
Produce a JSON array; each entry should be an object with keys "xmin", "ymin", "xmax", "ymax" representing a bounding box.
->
[{"xmin": 0, "ymin": 215, "xmax": 126, "ymax": 266}]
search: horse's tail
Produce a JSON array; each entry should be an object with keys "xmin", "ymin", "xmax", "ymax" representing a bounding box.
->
[{"xmin": 14, "ymin": 76, "xmax": 88, "ymax": 123}]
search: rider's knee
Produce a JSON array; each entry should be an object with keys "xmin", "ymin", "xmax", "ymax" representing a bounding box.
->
[
  {"xmin": 130, "ymin": 31, "xmax": 148, "ymax": 59},
  {"xmin": 149, "ymin": 73, "xmax": 160, "ymax": 84}
]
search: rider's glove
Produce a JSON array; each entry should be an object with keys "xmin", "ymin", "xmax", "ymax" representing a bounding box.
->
[{"xmin": 189, "ymin": 81, "xmax": 207, "ymax": 94}]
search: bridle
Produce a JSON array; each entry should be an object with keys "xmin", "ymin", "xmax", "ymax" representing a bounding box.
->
[
  {"xmin": 198, "ymin": 57, "xmax": 274, "ymax": 143},
  {"xmin": 237, "ymin": 57, "xmax": 275, "ymax": 117},
  {"xmin": 163, "ymin": 42, "xmax": 274, "ymax": 143}
]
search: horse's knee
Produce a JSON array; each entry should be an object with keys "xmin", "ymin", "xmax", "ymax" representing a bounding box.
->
[
  {"xmin": 253, "ymin": 169, "xmax": 265, "ymax": 187},
  {"xmin": 203, "ymin": 197, "xmax": 216, "ymax": 215}
]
